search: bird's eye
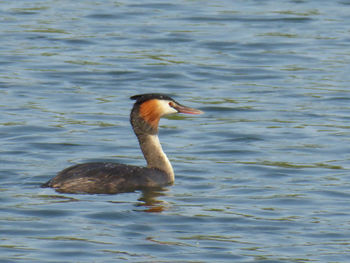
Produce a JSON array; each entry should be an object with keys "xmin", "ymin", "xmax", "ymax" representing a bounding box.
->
[{"xmin": 169, "ymin": 101, "xmax": 175, "ymax": 108}]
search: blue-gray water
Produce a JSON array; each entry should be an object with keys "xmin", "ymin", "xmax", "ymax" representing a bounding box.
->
[{"xmin": 1, "ymin": 0, "xmax": 350, "ymax": 262}]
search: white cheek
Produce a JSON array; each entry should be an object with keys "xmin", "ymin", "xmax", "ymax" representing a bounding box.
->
[{"xmin": 158, "ymin": 100, "xmax": 178, "ymax": 115}]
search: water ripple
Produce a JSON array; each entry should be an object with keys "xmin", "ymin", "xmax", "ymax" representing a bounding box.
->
[{"xmin": 1, "ymin": 0, "xmax": 350, "ymax": 262}]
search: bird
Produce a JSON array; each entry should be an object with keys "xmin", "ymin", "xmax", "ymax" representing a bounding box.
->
[{"xmin": 41, "ymin": 93, "xmax": 203, "ymax": 194}]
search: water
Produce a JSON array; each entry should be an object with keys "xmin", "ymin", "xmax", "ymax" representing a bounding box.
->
[{"xmin": 1, "ymin": 0, "xmax": 350, "ymax": 262}]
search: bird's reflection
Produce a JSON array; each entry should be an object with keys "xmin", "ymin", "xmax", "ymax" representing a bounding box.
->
[{"xmin": 135, "ymin": 187, "xmax": 170, "ymax": 213}]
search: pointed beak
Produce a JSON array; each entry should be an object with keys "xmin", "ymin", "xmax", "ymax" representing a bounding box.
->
[{"xmin": 173, "ymin": 103, "xmax": 204, "ymax": 115}]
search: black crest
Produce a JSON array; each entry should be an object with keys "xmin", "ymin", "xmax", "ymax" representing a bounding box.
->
[{"xmin": 130, "ymin": 93, "xmax": 175, "ymax": 104}]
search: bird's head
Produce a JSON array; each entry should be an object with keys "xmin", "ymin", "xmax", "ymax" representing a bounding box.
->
[{"xmin": 130, "ymin": 93, "xmax": 203, "ymax": 135}]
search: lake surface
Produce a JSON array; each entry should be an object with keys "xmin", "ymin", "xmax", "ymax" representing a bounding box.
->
[{"xmin": 1, "ymin": 0, "xmax": 350, "ymax": 262}]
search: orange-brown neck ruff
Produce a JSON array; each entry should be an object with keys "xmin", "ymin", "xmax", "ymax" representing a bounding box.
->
[{"xmin": 139, "ymin": 99, "xmax": 163, "ymax": 130}]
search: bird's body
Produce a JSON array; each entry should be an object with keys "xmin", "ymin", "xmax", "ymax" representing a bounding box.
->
[
  {"xmin": 42, "ymin": 93, "xmax": 202, "ymax": 194},
  {"xmin": 41, "ymin": 162, "xmax": 170, "ymax": 194}
]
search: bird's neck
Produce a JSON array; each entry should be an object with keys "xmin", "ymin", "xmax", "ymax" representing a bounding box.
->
[{"xmin": 136, "ymin": 133, "xmax": 174, "ymax": 182}]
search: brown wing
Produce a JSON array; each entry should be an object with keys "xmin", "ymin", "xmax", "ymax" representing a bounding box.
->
[{"xmin": 42, "ymin": 162, "xmax": 170, "ymax": 194}]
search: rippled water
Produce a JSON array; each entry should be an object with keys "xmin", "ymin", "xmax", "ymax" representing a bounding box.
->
[{"xmin": 1, "ymin": 0, "xmax": 350, "ymax": 262}]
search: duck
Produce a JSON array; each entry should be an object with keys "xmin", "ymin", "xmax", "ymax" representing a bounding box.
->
[{"xmin": 41, "ymin": 93, "xmax": 203, "ymax": 194}]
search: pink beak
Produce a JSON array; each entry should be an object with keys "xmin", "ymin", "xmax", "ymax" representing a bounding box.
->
[{"xmin": 173, "ymin": 104, "xmax": 203, "ymax": 115}]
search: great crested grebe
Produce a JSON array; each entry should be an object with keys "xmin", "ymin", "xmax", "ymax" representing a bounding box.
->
[{"xmin": 42, "ymin": 93, "xmax": 203, "ymax": 194}]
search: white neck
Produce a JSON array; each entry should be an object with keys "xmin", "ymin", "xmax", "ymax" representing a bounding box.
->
[{"xmin": 137, "ymin": 134, "xmax": 174, "ymax": 183}]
